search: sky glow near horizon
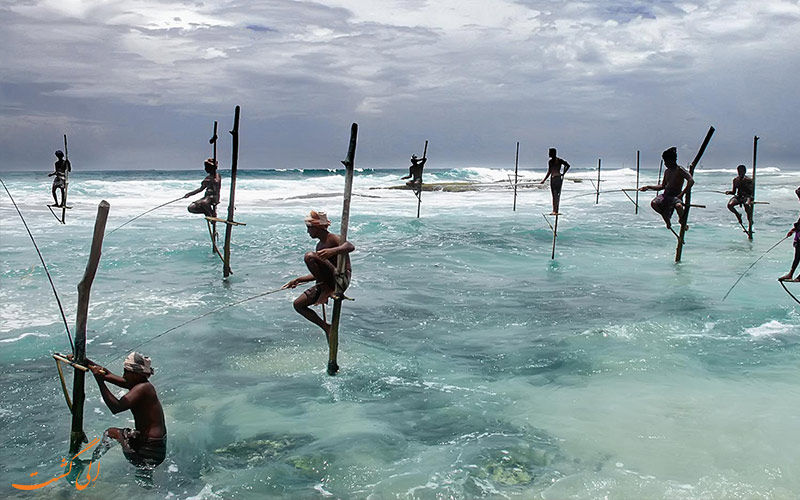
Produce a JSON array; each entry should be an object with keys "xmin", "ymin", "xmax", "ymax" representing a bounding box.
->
[{"xmin": 1, "ymin": 0, "xmax": 799, "ymax": 171}]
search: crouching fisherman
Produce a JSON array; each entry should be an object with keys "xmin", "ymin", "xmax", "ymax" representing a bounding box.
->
[
  {"xmin": 87, "ymin": 352, "xmax": 167, "ymax": 469},
  {"xmin": 283, "ymin": 210, "xmax": 355, "ymax": 341},
  {"xmin": 640, "ymin": 147, "xmax": 694, "ymax": 230},
  {"xmin": 185, "ymin": 158, "xmax": 221, "ymax": 217}
]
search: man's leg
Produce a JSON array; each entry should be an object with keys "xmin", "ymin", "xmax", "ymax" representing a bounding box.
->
[
  {"xmin": 293, "ymin": 288, "xmax": 330, "ymax": 337},
  {"xmin": 728, "ymin": 198, "xmax": 743, "ymax": 224},
  {"xmin": 779, "ymin": 243, "xmax": 800, "ymax": 281},
  {"xmin": 292, "ymin": 252, "xmax": 337, "ymax": 336},
  {"xmin": 745, "ymin": 200, "xmax": 754, "ymax": 226},
  {"xmin": 52, "ymin": 185, "xmax": 59, "ymax": 205}
]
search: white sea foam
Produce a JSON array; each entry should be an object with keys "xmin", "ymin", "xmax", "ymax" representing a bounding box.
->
[
  {"xmin": 745, "ymin": 320, "xmax": 795, "ymax": 338},
  {"xmin": 0, "ymin": 332, "xmax": 50, "ymax": 343}
]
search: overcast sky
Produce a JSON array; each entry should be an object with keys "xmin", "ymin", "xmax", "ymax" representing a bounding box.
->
[{"xmin": 1, "ymin": 0, "xmax": 799, "ymax": 171}]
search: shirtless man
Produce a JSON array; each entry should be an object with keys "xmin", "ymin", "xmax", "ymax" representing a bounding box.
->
[
  {"xmin": 540, "ymin": 148, "xmax": 570, "ymax": 214},
  {"xmin": 48, "ymin": 150, "xmax": 71, "ymax": 207},
  {"xmin": 283, "ymin": 210, "xmax": 355, "ymax": 340},
  {"xmin": 401, "ymin": 154, "xmax": 427, "ymax": 192},
  {"xmin": 726, "ymin": 164, "xmax": 754, "ymax": 227},
  {"xmin": 779, "ymin": 187, "xmax": 800, "ymax": 282},
  {"xmin": 87, "ymin": 352, "xmax": 167, "ymax": 468},
  {"xmin": 640, "ymin": 147, "xmax": 694, "ymax": 229},
  {"xmin": 185, "ymin": 158, "xmax": 221, "ymax": 217}
]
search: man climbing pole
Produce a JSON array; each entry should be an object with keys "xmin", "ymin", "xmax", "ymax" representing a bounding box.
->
[{"xmin": 283, "ymin": 210, "xmax": 355, "ymax": 342}]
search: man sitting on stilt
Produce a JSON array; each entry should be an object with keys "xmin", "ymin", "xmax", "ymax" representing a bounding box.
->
[
  {"xmin": 726, "ymin": 164, "xmax": 754, "ymax": 229},
  {"xmin": 401, "ymin": 154, "xmax": 427, "ymax": 194},
  {"xmin": 185, "ymin": 158, "xmax": 221, "ymax": 218},
  {"xmin": 87, "ymin": 353, "xmax": 167, "ymax": 470},
  {"xmin": 283, "ymin": 210, "xmax": 355, "ymax": 341},
  {"xmin": 640, "ymin": 147, "xmax": 694, "ymax": 230}
]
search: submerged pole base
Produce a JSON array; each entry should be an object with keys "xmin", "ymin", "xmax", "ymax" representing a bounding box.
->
[{"xmin": 327, "ymin": 360, "xmax": 339, "ymax": 376}]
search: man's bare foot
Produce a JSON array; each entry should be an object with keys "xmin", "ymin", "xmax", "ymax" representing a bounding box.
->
[{"xmin": 779, "ymin": 273, "xmax": 793, "ymax": 281}]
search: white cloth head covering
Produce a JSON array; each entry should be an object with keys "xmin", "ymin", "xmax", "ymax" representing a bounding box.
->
[
  {"xmin": 304, "ymin": 210, "xmax": 331, "ymax": 227},
  {"xmin": 124, "ymin": 352, "xmax": 154, "ymax": 375}
]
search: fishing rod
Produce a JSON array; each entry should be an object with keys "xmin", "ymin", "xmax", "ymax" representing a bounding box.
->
[
  {"xmin": 0, "ymin": 177, "xmax": 74, "ymax": 351},
  {"xmin": 105, "ymin": 196, "xmax": 184, "ymax": 235},
  {"xmin": 111, "ymin": 286, "xmax": 287, "ymax": 360},
  {"xmin": 722, "ymin": 234, "xmax": 789, "ymax": 301}
]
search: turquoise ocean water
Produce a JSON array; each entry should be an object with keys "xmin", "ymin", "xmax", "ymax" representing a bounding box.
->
[{"xmin": 1, "ymin": 164, "xmax": 799, "ymax": 499}]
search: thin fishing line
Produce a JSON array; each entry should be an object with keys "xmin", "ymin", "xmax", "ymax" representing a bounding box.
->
[
  {"xmin": 112, "ymin": 287, "xmax": 287, "ymax": 360},
  {"xmin": 779, "ymin": 281, "xmax": 800, "ymax": 306},
  {"xmin": 0, "ymin": 177, "xmax": 74, "ymax": 351},
  {"xmin": 106, "ymin": 196, "xmax": 185, "ymax": 236},
  {"xmin": 722, "ymin": 235, "xmax": 789, "ymax": 301}
]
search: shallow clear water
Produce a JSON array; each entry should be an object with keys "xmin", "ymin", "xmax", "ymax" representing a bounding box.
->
[{"xmin": 1, "ymin": 165, "xmax": 799, "ymax": 499}]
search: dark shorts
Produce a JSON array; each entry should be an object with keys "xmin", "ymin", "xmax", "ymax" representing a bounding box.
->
[
  {"xmin": 303, "ymin": 272, "xmax": 351, "ymax": 305},
  {"xmin": 652, "ymin": 193, "xmax": 680, "ymax": 215},
  {"xmin": 730, "ymin": 195, "xmax": 751, "ymax": 206},
  {"xmin": 52, "ymin": 176, "xmax": 66, "ymax": 189},
  {"xmin": 121, "ymin": 428, "xmax": 166, "ymax": 468}
]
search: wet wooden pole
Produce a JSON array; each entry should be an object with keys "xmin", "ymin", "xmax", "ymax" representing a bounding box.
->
[
  {"xmin": 61, "ymin": 135, "xmax": 70, "ymax": 224},
  {"xmin": 513, "ymin": 142, "xmax": 520, "ymax": 211},
  {"xmin": 223, "ymin": 106, "xmax": 240, "ymax": 278},
  {"xmin": 551, "ymin": 214, "xmax": 559, "ymax": 259},
  {"xmin": 656, "ymin": 160, "xmax": 664, "ymax": 194},
  {"xmin": 416, "ymin": 140, "xmax": 428, "ymax": 218},
  {"xmin": 595, "ymin": 158, "xmax": 601, "ymax": 204},
  {"xmin": 748, "ymin": 135, "xmax": 759, "ymax": 240},
  {"xmin": 69, "ymin": 200, "xmax": 110, "ymax": 454},
  {"xmin": 328, "ymin": 123, "xmax": 357, "ymax": 375},
  {"xmin": 208, "ymin": 121, "xmax": 220, "ymax": 254},
  {"xmin": 635, "ymin": 150, "xmax": 640, "ymax": 214},
  {"xmin": 675, "ymin": 126, "xmax": 715, "ymax": 262}
]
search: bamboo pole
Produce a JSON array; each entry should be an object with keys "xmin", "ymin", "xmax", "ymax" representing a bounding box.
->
[
  {"xmin": 513, "ymin": 142, "xmax": 520, "ymax": 211},
  {"xmin": 69, "ymin": 200, "xmax": 110, "ymax": 454},
  {"xmin": 223, "ymin": 106, "xmax": 240, "ymax": 278},
  {"xmin": 328, "ymin": 123, "xmax": 357, "ymax": 376},
  {"xmin": 675, "ymin": 126, "xmax": 715, "ymax": 262},
  {"xmin": 416, "ymin": 140, "xmax": 428, "ymax": 218},
  {"xmin": 656, "ymin": 160, "xmax": 664, "ymax": 194},
  {"xmin": 595, "ymin": 158, "xmax": 601, "ymax": 204},
  {"xmin": 635, "ymin": 150, "xmax": 640, "ymax": 214},
  {"xmin": 748, "ymin": 135, "xmax": 759, "ymax": 240},
  {"xmin": 61, "ymin": 135, "xmax": 69, "ymax": 224},
  {"xmin": 551, "ymin": 214, "xmax": 559, "ymax": 259}
]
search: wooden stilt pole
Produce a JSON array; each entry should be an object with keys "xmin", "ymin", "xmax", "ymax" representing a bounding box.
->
[
  {"xmin": 209, "ymin": 121, "xmax": 219, "ymax": 250},
  {"xmin": 748, "ymin": 135, "xmax": 758, "ymax": 240},
  {"xmin": 416, "ymin": 140, "xmax": 427, "ymax": 218},
  {"xmin": 328, "ymin": 123, "xmax": 357, "ymax": 375},
  {"xmin": 675, "ymin": 126, "xmax": 715, "ymax": 262},
  {"xmin": 69, "ymin": 200, "xmax": 110, "ymax": 454},
  {"xmin": 223, "ymin": 107, "xmax": 240, "ymax": 278},
  {"xmin": 635, "ymin": 150, "xmax": 640, "ymax": 214},
  {"xmin": 595, "ymin": 158, "xmax": 601, "ymax": 204},
  {"xmin": 551, "ymin": 213, "xmax": 559, "ymax": 259},
  {"xmin": 513, "ymin": 142, "xmax": 520, "ymax": 211},
  {"xmin": 656, "ymin": 160, "xmax": 664, "ymax": 195},
  {"xmin": 60, "ymin": 135, "xmax": 70, "ymax": 224}
]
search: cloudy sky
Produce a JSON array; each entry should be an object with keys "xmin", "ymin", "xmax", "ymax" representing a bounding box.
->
[{"xmin": 1, "ymin": 0, "xmax": 799, "ymax": 171}]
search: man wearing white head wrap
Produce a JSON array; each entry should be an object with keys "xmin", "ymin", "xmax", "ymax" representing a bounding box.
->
[
  {"xmin": 88, "ymin": 352, "xmax": 167, "ymax": 468},
  {"xmin": 283, "ymin": 210, "xmax": 356, "ymax": 340}
]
